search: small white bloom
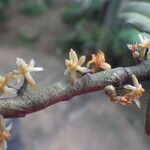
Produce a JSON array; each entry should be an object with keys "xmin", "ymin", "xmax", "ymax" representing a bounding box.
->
[
  {"xmin": 16, "ymin": 58, "xmax": 43, "ymax": 87},
  {"xmin": 64, "ymin": 49, "xmax": 89, "ymax": 84}
]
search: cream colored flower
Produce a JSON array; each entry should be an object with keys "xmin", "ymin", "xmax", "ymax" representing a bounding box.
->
[
  {"xmin": 0, "ymin": 115, "xmax": 12, "ymax": 150},
  {"xmin": 0, "ymin": 73, "xmax": 17, "ymax": 98},
  {"xmin": 15, "ymin": 58, "xmax": 43, "ymax": 87},
  {"xmin": 87, "ymin": 51, "xmax": 111, "ymax": 72},
  {"xmin": 124, "ymin": 75, "xmax": 145, "ymax": 108},
  {"xmin": 64, "ymin": 49, "xmax": 89, "ymax": 84}
]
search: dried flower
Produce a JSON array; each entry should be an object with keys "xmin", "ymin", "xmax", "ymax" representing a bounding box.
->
[
  {"xmin": 87, "ymin": 51, "xmax": 111, "ymax": 72},
  {"xmin": 15, "ymin": 58, "xmax": 43, "ymax": 87},
  {"xmin": 64, "ymin": 49, "xmax": 89, "ymax": 84},
  {"xmin": 124, "ymin": 75, "xmax": 145, "ymax": 108},
  {"xmin": 104, "ymin": 75, "xmax": 144, "ymax": 108},
  {"xmin": 0, "ymin": 115, "xmax": 12, "ymax": 150},
  {"xmin": 127, "ymin": 44, "xmax": 140, "ymax": 62},
  {"xmin": 127, "ymin": 34, "xmax": 150, "ymax": 61}
]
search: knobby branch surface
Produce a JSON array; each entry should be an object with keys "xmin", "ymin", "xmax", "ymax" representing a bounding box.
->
[{"xmin": 0, "ymin": 60, "xmax": 150, "ymax": 118}]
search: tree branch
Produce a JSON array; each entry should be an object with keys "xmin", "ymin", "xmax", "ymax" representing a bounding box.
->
[{"xmin": 0, "ymin": 60, "xmax": 150, "ymax": 118}]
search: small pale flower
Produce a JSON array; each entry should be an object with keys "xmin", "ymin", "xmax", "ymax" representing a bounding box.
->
[
  {"xmin": 64, "ymin": 49, "xmax": 89, "ymax": 84},
  {"xmin": 15, "ymin": 58, "xmax": 43, "ymax": 87},
  {"xmin": 0, "ymin": 115, "xmax": 12, "ymax": 150},
  {"xmin": 124, "ymin": 75, "xmax": 145, "ymax": 108},
  {"xmin": 0, "ymin": 73, "xmax": 17, "ymax": 98},
  {"xmin": 87, "ymin": 51, "xmax": 111, "ymax": 72}
]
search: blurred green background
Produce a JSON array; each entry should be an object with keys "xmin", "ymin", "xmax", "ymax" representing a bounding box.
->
[{"xmin": 0, "ymin": 0, "xmax": 150, "ymax": 149}]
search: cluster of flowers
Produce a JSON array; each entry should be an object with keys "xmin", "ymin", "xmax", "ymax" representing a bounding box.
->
[
  {"xmin": 0, "ymin": 58, "xmax": 43, "ymax": 98},
  {"xmin": 0, "ymin": 58, "xmax": 43, "ymax": 149},
  {"xmin": 127, "ymin": 34, "xmax": 150, "ymax": 63},
  {"xmin": 0, "ymin": 36, "xmax": 147, "ymax": 148},
  {"xmin": 64, "ymin": 49, "xmax": 111, "ymax": 84},
  {"xmin": 64, "ymin": 47, "xmax": 145, "ymax": 108},
  {"xmin": 104, "ymin": 75, "xmax": 145, "ymax": 108}
]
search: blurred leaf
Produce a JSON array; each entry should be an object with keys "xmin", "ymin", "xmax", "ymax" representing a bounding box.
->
[
  {"xmin": 20, "ymin": 0, "xmax": 48, "ymax": 16},
  {"xmin": 0, "ymin": 0, "xmax": 10, "ymax": 7},
  {"xmin": 121, "ymin": 2, "xmax": 150, "ymax": 18},
  {"xmin": 0, "ymin": 0, "xmax": 10, "ymax": 21},
  {"xmin": 44, "ymin": 0, "xmax": 51, "ymax": 8},
  {"xmin": 63, "ymin": 4, "xmax": 81, "ymax": 25},
  {"xmin": 118, "ymin": 2, "xmax": 150, "ymax": 34},
  {"xmin": 58, "ymin": 32, "xmax": 84, "ymax": 51},
  {"xmin": 112, "ymin": 29, "xmax": 140, "ymax": 56}
]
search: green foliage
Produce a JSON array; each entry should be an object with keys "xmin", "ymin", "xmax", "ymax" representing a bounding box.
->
[
  {"xmin": 0, "ymin": 0, "xmax": 10, "ymax": 21},
  {"xmin": 63, "ymin": 4, "xmax": 81, "ymax": 25},
  {"xmin": 44, "ymin": 0, "xmax": 52, "ymax": 8},
  {"xmin": 63, "ymin": 0, "xmax": 108, "ymax": 25},
  {"xmin": 112, "ymin": 29, "xmax": 140, "ymax": 56},
  {"xmin": 20, "ymin": 0, "xmax": 50, "ymax": 16},
  {"xmin": 118, "ymin": 1, "xmax": 150, "ymax": 34},
  {"xmin": 0, "ymin": 0, "xmax": 10, "ymax": 7},
  {"xmin": 58, "ymin": 28, "xmax": 99, "ymax": 53},
  {"xmin": 58, "ymin": 32, "xmax": 83, "ymax": 52},
  {"xmin": 59, "ymin": 15, "xmax": 101, "ymax": 53},
  {"xmin": 60, "ymin": 0, "xmax": 150, "ymax": 65},
  {"xmin": 61, "ymin": 0, "xmax": 109, "ymax": 54}
]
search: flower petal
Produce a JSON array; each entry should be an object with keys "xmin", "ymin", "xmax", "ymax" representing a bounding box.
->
[
  {"xmin": 29, "ymin": 59, "xmax": 35, "ymax": 67},
  {"xmin": 127, "ymin": 44, "xmax": 132, "ymax": 50},
  {"xmin": 6, "ymin": 123, "xmax": 12, "ymax": 132},
  {"xmin": 124, "ymin": 85, "xmax": 136, "ymax": 91},
  {"xmin": 78, "ymin": 55, "xmax": 86, "ymax": 66},
  {"xmin": 138, "ymin": 34, "xmax": 145, "ymax": 43},
  {"xmin": 25, "ymin": 72, "xmax": 36, "ymax": 86},
  {"xmin": 132, "ymin": 75, "xmax": 139, "ymax": 88},
  {"xmin": 31, "ymin": 67, "xmax": 43, "ymax": 72},
  {"xmin": 69, "ymin": 49, "xmax": 78, "ymax": 63},
  {"xmin": 16, "ymin": 57, "xmax": 27, "ymax": 66},
  {"xmin": 99, "ymin": 51, "xmax": 105, "ymax": 62},
  {"xmin": 65, "ymin": 59, "xmax": 70, "ymax": 66},
  {"xmin": 134, "ymin": 99, "xmax": 141, "ymax": 108},
  {"xmin": 64, "ymin": 68, "xmax": 69, "ymax": 75},
  {"xmin": 77, "ymin": 66, "xmax": 89, "ymax": 73},
  {"xmin": 87, "ymin": 59, "xmax": 94, "ymax": 68},
  {"xmin": 99, "ymin": 62, "xmax": 111, "ymax": 70}
]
